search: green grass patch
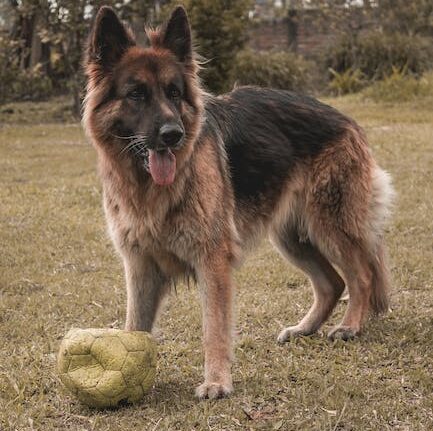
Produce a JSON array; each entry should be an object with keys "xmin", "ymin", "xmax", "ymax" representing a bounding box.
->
[{"xmin": 0, "ymin": 97, "xmax": 432, "ymax": 430}]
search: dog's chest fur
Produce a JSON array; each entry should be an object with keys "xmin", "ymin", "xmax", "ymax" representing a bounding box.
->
[{"xmin": 100, "ymin": 152, "xmax": 227, "ymax": 276}]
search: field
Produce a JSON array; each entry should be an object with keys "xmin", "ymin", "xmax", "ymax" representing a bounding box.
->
[{"xmin": 0, "ymin": 95, "xmax": 432, "ymax": 430}]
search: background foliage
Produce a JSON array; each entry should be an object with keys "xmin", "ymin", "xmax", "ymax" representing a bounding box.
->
[
  {"xmin": 230, "ymin": 49, "xmax": 314, "ymax": 92},
  {"xmin": 0, "ymin": 0, "xmax": 155, "ymax": 111},
  {"xmin": 0, "ymin": 0, "xmax": 432, "ymax": 111},
  {"xmin": 324, "ymin": 32, "xmax": 433, "ymax": 82}
]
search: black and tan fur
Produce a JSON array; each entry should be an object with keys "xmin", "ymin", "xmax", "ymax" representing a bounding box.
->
[{"xmin": 83, "ymin": 6, "xmax": 394, "ymax": 399}]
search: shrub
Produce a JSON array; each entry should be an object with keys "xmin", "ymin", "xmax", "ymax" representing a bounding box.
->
[
  {"xmin": 230, "ymin": 50, "xmax": 315, "ymax": 92},
  {"xmin": 324, "ymin": 32, "xmax": 433, "ymax": 82},
  {"xmin": 0, "ymin": 39, "xmax": 54, "ymax": 104},
  {"xmin": 362, "ymin": 67, "xmax": 433, "ymax": 103},
  {"xmin": 328, "ymin": 68, "xmax": 365, "ymax": 95},
  {"xmin": 0, "ymin": 67, "xmax": 53, "ymax": 104}
]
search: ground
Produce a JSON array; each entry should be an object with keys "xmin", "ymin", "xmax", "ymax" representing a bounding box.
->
[{"xmin": 0, "ymin": 95, "xmax": 432, "ymax": 430}]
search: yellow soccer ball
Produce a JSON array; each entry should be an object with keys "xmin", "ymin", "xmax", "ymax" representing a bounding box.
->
[{"xmin": 57, "ymin": 328, "xmax": 157, "ymax": 408}]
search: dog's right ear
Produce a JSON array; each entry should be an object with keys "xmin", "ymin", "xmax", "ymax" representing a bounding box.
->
[{"xmin": 87, "ymin": 6, "xmax": 135, "ymax": 69}]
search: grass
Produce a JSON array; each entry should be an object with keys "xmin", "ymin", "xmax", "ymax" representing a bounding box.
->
[
  {"xmin": 0, "ymin": 97, "xmax": 76, "ymax": 125},
  {"xmin": 0, "ymin": 94, "xmax": 432, "ymax": 431}
]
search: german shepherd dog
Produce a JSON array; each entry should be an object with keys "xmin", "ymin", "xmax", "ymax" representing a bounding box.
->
[{"xmin": 83, "ymin": 6, "xmax": 394, "ymax": 399}]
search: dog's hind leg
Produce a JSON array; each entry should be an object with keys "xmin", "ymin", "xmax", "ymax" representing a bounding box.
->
[
  {"xmin": 271, "ymin": 226, "xmax": 345, "ymax": 342},
  {"xmin": 325, "ymin": 244, "xmax": 376, "ymax": 341}
]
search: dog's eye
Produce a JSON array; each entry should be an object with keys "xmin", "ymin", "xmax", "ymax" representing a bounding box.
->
[
  {"xmin": 127, "ymin": 87, "xmax": 147, "ymax": 101},
  {"xmin": 167, "ymin": 84, "xmax": 181, "ymax": 100}
]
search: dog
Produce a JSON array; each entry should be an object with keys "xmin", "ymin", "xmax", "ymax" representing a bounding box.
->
[{"xmin": 83, "ymin": 6, "xmax": 394, "ymax": 399}]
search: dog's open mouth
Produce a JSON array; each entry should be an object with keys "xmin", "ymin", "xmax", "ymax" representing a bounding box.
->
[{"xmin": 148, "ymin": 149, "xmax": 176, "ymax": 186}]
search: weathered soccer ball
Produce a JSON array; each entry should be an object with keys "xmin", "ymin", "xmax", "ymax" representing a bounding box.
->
[{"xmin": 57, "ymin": 328, "xmax": 157, "ymax": 408}]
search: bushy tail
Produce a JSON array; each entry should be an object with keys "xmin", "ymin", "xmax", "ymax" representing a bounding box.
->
[
  {"xmin": 369, "ymin": 241, "xmax": 391, "ymax": 314},
  {"xmin": 367, "ymin": 165, "xmax": 394, "ymax": 314}
]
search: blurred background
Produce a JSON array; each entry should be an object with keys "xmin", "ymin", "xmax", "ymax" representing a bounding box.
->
[{"xmin": 0, "ymin": 0, "xmax": 432, "ymax": 117}]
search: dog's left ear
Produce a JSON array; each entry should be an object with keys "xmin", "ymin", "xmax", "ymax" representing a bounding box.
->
[{"xmin": 162, "ymin": 6, "xmax": 192, "ymax": 62}]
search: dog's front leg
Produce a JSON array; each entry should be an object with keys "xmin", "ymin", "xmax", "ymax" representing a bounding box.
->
[
  {"xmin": 123, "ymin": 253, "xmax": 169, "ymax": 332},
  {"xmin": 196, "ymin": 254, "xmax": 234, "ymax": 399}
]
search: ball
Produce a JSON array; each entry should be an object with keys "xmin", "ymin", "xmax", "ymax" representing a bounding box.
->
[{"xmin": 57, "ymin": 328, "xmax": 157, "ymax": 408}]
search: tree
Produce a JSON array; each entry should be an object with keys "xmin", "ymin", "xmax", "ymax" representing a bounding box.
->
[
  {"xmin": 0, "ymin": 0, "xmax": 156, "ymax": 110},
  {"xmin": 375, "ymin": 0, "xmax": 433, "ymax": 36},
  {"xmin": 4, "ymin": 0, "xmax": 52, "ymax": 71}
]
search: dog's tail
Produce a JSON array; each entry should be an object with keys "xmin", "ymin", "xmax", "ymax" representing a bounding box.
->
[{"xmin": 367, "ymin": 166, "xmax": 394, "ymax": 315}]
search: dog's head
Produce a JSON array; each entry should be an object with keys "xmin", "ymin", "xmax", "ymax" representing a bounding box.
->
[{"xmin": 83, "ymin": 6, "xmax": 203, "ymax": 186}]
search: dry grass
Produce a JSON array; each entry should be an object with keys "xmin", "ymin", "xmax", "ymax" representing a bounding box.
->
[{"xmin": 0, "ymin": 95, "xmax": 432, "ymax": 430}]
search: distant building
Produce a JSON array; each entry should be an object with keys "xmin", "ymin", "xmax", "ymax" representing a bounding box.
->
[{"xmin": 248, "ymin": 1, "xmax": 371, "ymax": 58}]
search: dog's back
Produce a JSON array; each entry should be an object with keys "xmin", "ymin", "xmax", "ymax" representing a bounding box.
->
[{"xmin": 205, "ymin": 86, "xmax": 352, "ymax": 224}]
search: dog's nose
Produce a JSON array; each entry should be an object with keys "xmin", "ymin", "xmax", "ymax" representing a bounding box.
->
[{"xmin": 159, "ymin": 124, "xmax": 184, "ymax": 147}]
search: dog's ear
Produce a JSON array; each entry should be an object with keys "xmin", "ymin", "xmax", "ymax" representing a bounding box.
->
[
  {"xmin": 162, "ymin": 6, "xmax": 192, "ymax": 62},
  {"xmin": 87, "ymin": 6, "xmax": 135, "ymax": 69}
]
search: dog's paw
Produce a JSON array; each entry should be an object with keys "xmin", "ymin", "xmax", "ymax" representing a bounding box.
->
[
  {"xmin": 195, "ymin": 382, "xmax": 233, "ymax": 400},
  {"xmin": 277, "ymin": 325, "xmax": 314, "ymax": 343},
  {"xmin": 328, "ymin": 325, "xmax": 359, "ymax": 341}
]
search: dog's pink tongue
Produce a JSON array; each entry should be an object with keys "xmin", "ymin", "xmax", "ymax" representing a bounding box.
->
[{"xmin": 148, "ymin": 149, "xmax": 176, "ymax": 186}]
